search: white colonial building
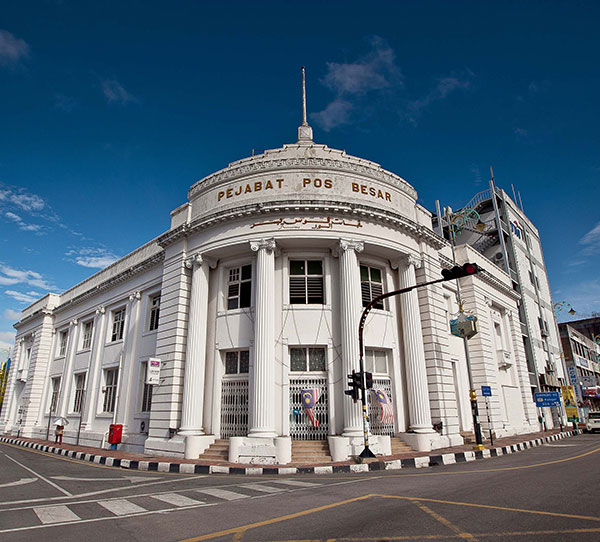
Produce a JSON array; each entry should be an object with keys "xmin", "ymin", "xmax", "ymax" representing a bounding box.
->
[{"xmin": 0, "ymin": 117, "xmax": 540, "ymax": 463}]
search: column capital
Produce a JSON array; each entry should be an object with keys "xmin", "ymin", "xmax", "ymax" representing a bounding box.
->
[
  {"xmin": 95, "ymin": 306, "xmax": 106, "ymax": 315},
  {"xmin": 184, "ymin": 253, "xmax": 203, "ymax": 269},
  {"xmin": 128, "ymin": 291, "xmax": 141, "ymax": 302},
  {"xmin": 391, "ymin": 253, "xmax": 422, "ymax": 270},
  {"xmin": 69, "ymin": 319, "xmax": 78, "ymax": 327},
  {"xmin": 332, "ymin": 239, "xmax": 364, "ymax": 257},
  {"xmin": 250, "ymin": 238, "xmax": 277, "ymax": 254}
]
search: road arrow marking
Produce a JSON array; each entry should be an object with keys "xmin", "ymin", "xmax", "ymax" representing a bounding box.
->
[
  {"xmin": 51, "ymin": 475, "xmax": 148, "ymax": 483},
  {"xmin": 0, "ymin": 478, "xmax": 38, "ymax": 488}
]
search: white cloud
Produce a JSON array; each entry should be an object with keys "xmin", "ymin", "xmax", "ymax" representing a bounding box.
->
[
  {"xmin": 4, "ymin": 309, "xmax": 21, "ymax": 320},
  {"xmin": 405, "ymin": 73, "xmax": 473, "ymax": 125},
  {"xmin": 580, "ymin": 222, "xmax": 600, "ymax": 249},
  {"xmin": 554, "ymin": 279, "xmax": 600, "ymax": 322},
  {"xmin": 5, "ymin": 211, "xmax": 42, "ymax": 231},
  {"xmin": 312, "ymin": 36, "xmax": 402, "ymax": 131},
  {"xmin": 0, "ymin": 29, "xmax": 29, "ymax": 67},
  {"xmin": 4, "ymin": 290, "xmax": 38, "ymax": 303},
  {"xmin": 102, "ymin": 79, "xmax": 136, "ymax": 105},
  {"xmin": 0, "ymin": 264, "xmax": 53, "ymax": 290},
  {"xmin": 0, "ymin": 186, "xmax": 46, "ymax": 213},
  {"xmin": 66, "ymin": 247, "xmax": 120, "ymax": 269},
  {"xmin": 0, "ymin": 331, "xmax": 15, "ymax": 342}
]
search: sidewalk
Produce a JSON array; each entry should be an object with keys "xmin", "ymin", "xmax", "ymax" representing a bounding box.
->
[{"xmin": 0, "ymin": 428, "xmax": 582, "ymax": 475}]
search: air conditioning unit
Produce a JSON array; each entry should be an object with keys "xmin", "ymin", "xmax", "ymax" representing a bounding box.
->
[
  {"xmin": 493, "ymin": 253, "xmax": 504, "ymax": 262},
  {"xmin": 140, "ymin": 420, "xmax": 148, "ymax": 434}
]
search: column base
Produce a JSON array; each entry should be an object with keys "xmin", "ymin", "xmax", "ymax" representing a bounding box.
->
[
  {"xmin": 184, "ymin": 435, "xmax": 216, "ymax": 459},
  {"xmin": 247, "ymin": 429, "xmax": 278, "ymax": 439},
  {"xmin": 342, "ymin": 427, "xmax": 363, "ymax": 437},
  {"xmin": 329, "ymin": 435, "xmax": 392, "ymax": 461},
  {"xmin": 400, "ymin": 431, "xmax": 441, "ymax": 452},
  {"xmin": 229, "ymin": 436, "xmax": 289, "ymax": 464},
  {"xmin": 177, "ymin": 429, "xmax": 205, "ymax": 437}
]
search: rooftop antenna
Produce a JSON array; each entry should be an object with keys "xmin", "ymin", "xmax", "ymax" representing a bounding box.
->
[
  {"xmin": 297, "ymin": 66, "xmax": 313, "ymax": 143},
  {"xmin": 518, "ymin": 190, "xmax": 524, "ymax": 211},
  {"xmin": 511, "ymin": 183, "xmax": 518, "ymax": 203}
]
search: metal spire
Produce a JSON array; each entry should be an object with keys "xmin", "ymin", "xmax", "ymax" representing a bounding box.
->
[{"xmin": 297, "ymin": 66, "xmax": 313, "ymax": 143}]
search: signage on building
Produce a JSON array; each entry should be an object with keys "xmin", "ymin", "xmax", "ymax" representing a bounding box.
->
[
  {"xmin": 146, "ymin": 358, "xmax": 162, "ymax": 385},
  {"xmin": 510, "ymin": 220, "xmax": 523, "ymax": 240},
  {"xmin": 481, "ymin": 386, "xmax": 492, "ymax": 397},
  {"xmin": 561, "ymin": 385, "xmax": 579, "ymax": 422},
  {"xmin": 567, "ymin": 366, "xmax": 578, "ymax": 385},
  {"xmin": 534, "ymin": 391, "xmax": 561, "ymax": 407},
  {"xmin": 583, "ymin": 387, "xmax": 598, "ymax": 397},
  {"xmin": 576, "ymin": 356, "xmax": 589, "ymax": 369}
]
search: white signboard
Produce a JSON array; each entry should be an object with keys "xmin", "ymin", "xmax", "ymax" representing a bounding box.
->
[{"xmin": 146, "ymin": 358, "xmax": 161, "ymax": 385}]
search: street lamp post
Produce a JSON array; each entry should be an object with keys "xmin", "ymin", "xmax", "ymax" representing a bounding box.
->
[{"xmin": 445, "ymin": 207, "xmax": 485, "ymax": 450}]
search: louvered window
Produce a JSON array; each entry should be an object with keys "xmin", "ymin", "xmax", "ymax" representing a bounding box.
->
[
  {"xmin": 289, "ymin": 260, "xmax": 324, "ymax": 304},
  {"xmin": 73, "ymin": 373, "xmax": 86, "ymax": 413},
  {"xmin": 111, "ymin": 308, "xmax": 125, "ymax": 342},
  {"xmin": 103, "ymin": 368, "xmax": 119, "ymax": 413},
  {"xmin": 360, "ymin": 265, "xmax": 384, "ymax": 309},
  {"xmin": 148, "ymin": 294, "xmax": 161, "ymax": 331},
  {"xmin": 227, "ymin": 265, "xmax": 252, "ymax": 309}
]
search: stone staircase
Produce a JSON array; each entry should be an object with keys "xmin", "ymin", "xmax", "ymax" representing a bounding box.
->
[
  {"xmin": 198, "ymin": 439, "xmax": 229, "ymax": 462},
  {"xmin": 460, "ymin": 431, "xmax": 476, "ymax": 444},
  {"xmin": 291, "ymin": 440, "xmax": 332, "ymax": 464},
  {"xmin": 390, "ymin": 436, "xmax": 413, "ymax": 455}
]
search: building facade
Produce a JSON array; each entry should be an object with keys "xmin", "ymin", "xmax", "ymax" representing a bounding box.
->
[
  {"xmin": 559, "ymin": 323, "xmax": 600, "ymax": 419},
  {"xmin": 1, "ymin": 121, "xmax": 540, "ymax": 463},
  {"xmin": 434, "ymin": 181, "xmax": 567, "ymax": 428}
]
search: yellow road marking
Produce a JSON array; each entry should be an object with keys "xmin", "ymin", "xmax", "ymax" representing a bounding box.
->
[
  {"xmin": 413, "ymin": 500, "xmax": 478, "ymax": 540},
  {"xmin": 370, "ymin": 494, "xmax": 600, "ymax": 522},
  {"xmin": 178, "ymin": 492, "xmax": 600, "ymax": 542}
]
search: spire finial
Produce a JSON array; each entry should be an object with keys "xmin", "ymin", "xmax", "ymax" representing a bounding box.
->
[
  {"xmin": 297, "ymin": 66, "xmax": 313, "ymax": 143},
  {"xmin": 302, "ymin": 66, "xmax": 308, "ymax": 126}
]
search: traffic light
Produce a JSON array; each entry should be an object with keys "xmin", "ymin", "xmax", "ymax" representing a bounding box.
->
[
  {"xmin": 441, "ymin": 262, "xmax": 481, "ymax": 281},
  {"xmin": 364, "ymin": 371, "xmax": 373, "ymax": 389},
  {"xmin": 345, "ymin": 371, "xmax": 361, "ymax": 402}
]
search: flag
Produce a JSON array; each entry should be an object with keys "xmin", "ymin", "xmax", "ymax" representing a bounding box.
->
[
  {"xmin": 372, "ymin": 389, "xmax": 394, "ymax": 424},
  {"xmin": 301, "ymin": 388, "xmax": 321, "ymax": 428}
]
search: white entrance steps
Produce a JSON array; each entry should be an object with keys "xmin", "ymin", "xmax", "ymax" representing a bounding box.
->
[
  {"xmin": 390, "ymin": 436, "xmax": 413, "ymax": 455},
  {"xmin": 291, "ymin": 440, "xmax": 332, "ymax": 464},
  {"xmin": 197, "ymin": 439, "xmax": 229, "ymax": 462}
]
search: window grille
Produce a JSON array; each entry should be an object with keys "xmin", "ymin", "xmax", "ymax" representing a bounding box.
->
[
  {"xmin": 149, "ymin": 294, "xmax": 161, "ymax": 331},
  {"xmin": 360, "ymin": 265, "xmax": 384, "ymax": 308},
  {"xmin": 290, "ymin": 347, "xmax": 326, "ymax": 372},
  {"xmin": 103, "ymin": 368, "xmax": 119, "ymax": 412},
  {"xmin": 111, "ymin": 309, "xmax": 125, "ymax": 342},
  {"xmin": 289, "ymin": 376, "xmax": 328, "ymax": 440},
  {"xmin": 367, "ymin": 377, "xmax": 395, "ymax": 436},
  {"xmin": 224, "ymin": 350, "xmax": 250, "ymax": 374},
  {"xmin": 49, "ymin": 377, "xmax": 61, "ymax": 413},
  {"xmin": 220, "ymin": 378, "xmax": 249, "ymax": 437},
  {"xmin": 82, "ymin": 321, "xmax": 93, "ymax": 349},
  {"xmin": 289, "ymin": 260, "xmax": 324, "ymax": 304},
  {"xmin": 59, "ymin": 331, "xmax": 68, "ymax": 357},
  {"xmin": 227, "ymin": 265, "xmax": 252, "ymax": 309},
  {"xmin": 73, "ymin": 373, "xmax": 86, "ymax": 413}
]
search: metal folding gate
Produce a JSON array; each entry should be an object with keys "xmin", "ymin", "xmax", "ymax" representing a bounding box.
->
[
  {"xmin": 367, "ymin": 377, "xmax": 395, "ymax": 436},
  {"xmin": 220, "ymin": 378, "xmax": 249, "ymax": 438},
  {"xmin": 289, "ymin": 376, "xmax": 328, "ymax": 440}
]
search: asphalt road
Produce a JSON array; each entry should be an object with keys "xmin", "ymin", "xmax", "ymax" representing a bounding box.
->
[{"xmin": 0, "ymin": 434, "xmax": 598, "ymax": 541}]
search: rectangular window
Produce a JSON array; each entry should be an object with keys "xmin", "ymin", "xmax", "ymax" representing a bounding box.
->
[
  {"xmin": 360, "ymin": 265, "xmax": 384, "ymax": 309},
  {"xmin": 59, "ymin": 330, "xmax": 68, "ymax": 357},
  {"xmin": 111, "ymin": 308, "xmax": 126, "ymax": 342},
  {"xmin": 50, "ymin": 377, "xmax": 61, "ymax": 413},
  {"xmin": 149, "ymin": 294, "xmax": 161, "ymax": 331},
  {"xmin": 227, "ymin": 265, "xmax": 252, "ymax": 310},
  {"xmin": 224, "ymin": 350, "xmax": 250, "ymax": 375},
  {"xmin": 140, "ymin": 362, "xmax": 153, "ymax": 412},
  {"xmin": 289, "ymin": 260, "xmax": 324, "ymax": 304},
  {"xmin": 102, "ymin": 368, "xmax": 119, "ymax": 413},
  {"xmin": 73, "ymin": 373, "xmax": 86, "ymax": 413},
  {"xmin": 290, "ymin": 347, "xmax": 326, "ymax": 372},
  {"xmin": 82, "ymin": 321, "xmax": 93, "ymax": 350},
  {"xmin": 364, "ymin": 349, "xmax": 388, "ymax": 374}
]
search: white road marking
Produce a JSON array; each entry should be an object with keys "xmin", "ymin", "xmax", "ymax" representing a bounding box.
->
[
  {"xmin": 271, "ymin": 480, "xmax": 320, "ymax": 487},
  {"xmin": 98, "ymin": 498, "xmax": 146, "ymax": 515},
  {"xmin": 34, "ymin": 505, "xmax": 80, "ymax": 524},
  {"xmin": 545, "ymin": 444, "xmax": 576, "ymax": 447},
  {"xmin": 197, "ymin": 488, "xmax": 248, "ymax": 500},
  {"xmin": 0, "ymin": 477, "xmax": 37, "ymax": 488},
  {"xmin": 4, "ymin": 454, "xmax": 73, "ymax": 496},
  {"xmin": 151, "ymin": 493, "xmax": 203, "ymax": 506},
  {"xmin": 51, "ymin": 475, "xmax": 148, "ymax": 483},
  {"xmin": 241, "ymin": 483, "xmax": 285, "ymax": 493}
]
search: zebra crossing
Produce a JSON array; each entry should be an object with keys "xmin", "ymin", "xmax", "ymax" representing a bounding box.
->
[{"xmin": 5, "ymin": 479, "xmax": 323, "ymax": 532}]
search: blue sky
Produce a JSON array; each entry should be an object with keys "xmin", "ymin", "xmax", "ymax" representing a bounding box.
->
[{"xmin": 1, "ymin": 0, "xmax": 599, "ymax": 355}]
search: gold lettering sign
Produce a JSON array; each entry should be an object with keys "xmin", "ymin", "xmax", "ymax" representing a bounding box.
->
[{"xmin": 218, "ymin": 178, "xmax": 284, "ymax": 201}]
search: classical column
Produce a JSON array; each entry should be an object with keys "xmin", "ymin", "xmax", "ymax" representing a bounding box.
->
[
  {"xmin": 179, "ymin": 253, "xmax": 210, "ymax": 436},
  {"xmin": 338, "ymin": 239, "xmax": 364, "ymax": 436},
  {"xmin": 248, "ymin": 239, "xmax": 277, "ymax": 438},
  {"xmin": 58, "ymin": 319, "xmax": 80, "ymax": 418},
  {"xmin": 397, "ymin": 254, "xmax": 434, "ymax": 433}
]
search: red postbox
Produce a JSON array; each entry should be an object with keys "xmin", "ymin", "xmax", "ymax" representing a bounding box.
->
[{"xmin": 108, "ymin": 423, "xmax": 123, "ymax": 444}]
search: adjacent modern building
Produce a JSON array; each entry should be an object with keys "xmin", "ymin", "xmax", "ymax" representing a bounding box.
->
[
  {"xmin": 559, "ymin": 322, "xmax": 600, "ymax": 419},
  {"xmin": 434, "ymin": 180, "xmax": 567, "ymax": 428},
  {"xmin": 1, "ymin": 116, "xmax": 542, "ymax": 463}
]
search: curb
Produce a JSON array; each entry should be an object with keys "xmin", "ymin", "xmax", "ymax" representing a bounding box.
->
[{"xmin": 0, "ymin": 430, "xmax": 582, "ymax": 476}]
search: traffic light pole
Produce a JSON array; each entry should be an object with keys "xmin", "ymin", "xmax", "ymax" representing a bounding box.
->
[{"xmin": 357, "ymin": 275, "xmax": 448, "ymax": 458}]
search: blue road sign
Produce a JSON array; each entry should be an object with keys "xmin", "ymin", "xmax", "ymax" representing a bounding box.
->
[
  {"xmin": 534, "ymin": 391, "xmax": 561, "ymax": 407},
  {"xmin": 481, "ymin": 386, "xmax": 492, "ymax": 397}
]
